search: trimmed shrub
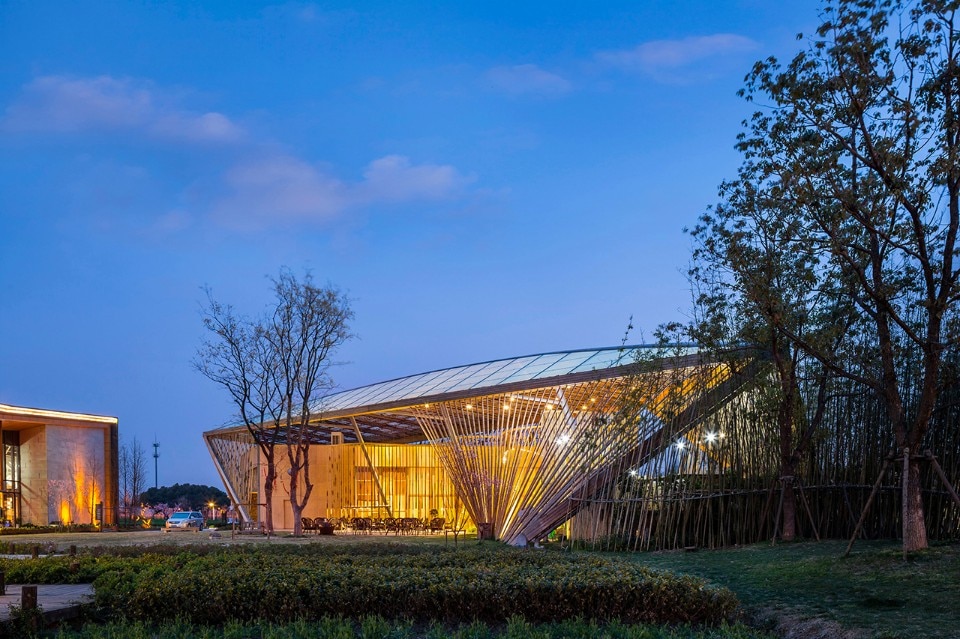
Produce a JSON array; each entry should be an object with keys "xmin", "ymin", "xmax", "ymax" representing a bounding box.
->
[{"xmin": 87, "ymin": 545, "xmax": 737, "ymax": 626}]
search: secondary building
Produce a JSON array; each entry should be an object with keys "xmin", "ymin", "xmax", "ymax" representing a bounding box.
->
[{"xmin": 0, "ymin": 402, "xmax": 119, "ymax": 527}]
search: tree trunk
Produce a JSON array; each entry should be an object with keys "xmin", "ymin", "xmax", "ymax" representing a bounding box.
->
[
  {"xmin": 903, "ymin": 459, "xmax": 928, "ymax": 552},
  {"xmin": 263, "ymin": 460, "xmax": 276, "ymax": 534},
  {"xmin": 780, "ymin": 472, "xmax": 797, "ymax": 542},
  {"xmin": 290, "ymin": 465, "xmax": 303, "ymax": 536}
]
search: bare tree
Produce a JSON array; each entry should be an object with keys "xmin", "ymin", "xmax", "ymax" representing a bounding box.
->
[
  {"xmin": 197, "ymin": 293, "xmax": 283, "ymax": 533},
  {"xmin": 119, "ymin": 441, "xmax": 131, "ymax": 519},
  {"xmin": 268, "ymin": 271, "xmax": 353, "ymax": 536},
  {"xmin": 129, "ymin": 438, "xmax": 148, "ymax": 516},
  {"xmin": 119, "ymin": 437, "xmax": 150, "ymax": 520},
  {"xmin": 197, "ymin": 269, "xmax": 352, "ymax": 535}
]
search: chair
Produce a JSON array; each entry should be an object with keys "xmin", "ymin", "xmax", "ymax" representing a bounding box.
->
[
  {"xmin": 301, "ymin": 517, "xmax": 318, "ymax": 534},
  {"xmin": 314, "ymin": 517, "xmax": 335, "ymax": 535},
  {"xmin": 429, "ymin": 517, "xmax": 445, "ymax": 533},
  {"xmin": 353, "ymin": 517, "xmax": 372, "ymax": 535}
]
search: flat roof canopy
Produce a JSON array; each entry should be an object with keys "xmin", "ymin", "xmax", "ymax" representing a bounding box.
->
[{"xmin": 0, "ymin": 402, "xmax": 118, "ymax": 429}]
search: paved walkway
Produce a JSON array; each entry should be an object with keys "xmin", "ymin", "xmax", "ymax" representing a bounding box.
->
[{"xmin": 0, "ymin": 584, "xmax": 94, "ymax": 621}]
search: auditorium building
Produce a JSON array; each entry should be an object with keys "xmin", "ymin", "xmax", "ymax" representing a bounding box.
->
[{"xmin": 204, "ymin": 345, "xmax": 753, "ymax": 544}]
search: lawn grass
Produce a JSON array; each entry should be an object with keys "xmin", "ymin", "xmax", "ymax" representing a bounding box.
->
[{"xmin": 626, "ymin": 539, "xmax": 960, "ymax": 639}]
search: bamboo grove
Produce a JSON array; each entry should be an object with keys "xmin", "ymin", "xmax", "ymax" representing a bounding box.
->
[{"xmin": 570, "ymin": 344, "xmax": 960, "ymax": 551}]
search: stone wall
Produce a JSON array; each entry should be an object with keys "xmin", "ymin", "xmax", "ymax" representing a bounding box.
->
[{"xmin": 44, "ymin": 425, "xmax": 105, "ymax": 525}]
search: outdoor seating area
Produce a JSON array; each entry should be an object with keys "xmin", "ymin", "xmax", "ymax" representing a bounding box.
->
[
  {"xmin": 299, "ymin": 516, "xmax": 454, "ymax": 536},
  {"xmin": 300, "ymin": 517, "xmax": 336, "ymax": 535}
]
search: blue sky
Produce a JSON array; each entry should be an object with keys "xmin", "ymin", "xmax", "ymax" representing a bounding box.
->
[{"xmin": 0, "ymin": 1, "xmax": 821, "ymax": 486}]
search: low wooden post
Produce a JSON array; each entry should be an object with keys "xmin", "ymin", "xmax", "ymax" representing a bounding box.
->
[
  {"xmin": 69, "ymin": 544, "xmax": 77, "ymax": 556},
  {"xmin": 0, "ymin": 569, "xmax": 5, "ymax": 595},
  {"xmin": 21, "ymin": 585, "xmax": 37, "ymax": 610},
  {"xmin": 31, "ymin": 545, "xmax": 39, "ymax": 559}
]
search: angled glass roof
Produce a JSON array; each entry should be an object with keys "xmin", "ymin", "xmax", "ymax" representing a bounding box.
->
[{"xmin": 316, "ymin": 344, "xmax": 699, "ymax": 415}]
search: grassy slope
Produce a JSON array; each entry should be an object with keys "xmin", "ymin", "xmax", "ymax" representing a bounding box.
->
[{"xmin": 622, "ymin": 540, "xmax": 960, "ymax": 639}]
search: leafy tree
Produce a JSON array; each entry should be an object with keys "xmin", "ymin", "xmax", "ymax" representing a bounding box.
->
[
  {"xmin": 140, "ymin": 483, "xmax": 229, "ymax": 510},
  {"xmin": 689, "ymin": 177, "xmax": 849, "ymax": 541},
  {"xmin": 712, "ymin": 0, "xmax": 960, "ymax": 550}
]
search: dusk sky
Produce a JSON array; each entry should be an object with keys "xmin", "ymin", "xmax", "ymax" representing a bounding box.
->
[{"xmin": 1, "ymin": 1, "xmax": 821, "ymax": 487}]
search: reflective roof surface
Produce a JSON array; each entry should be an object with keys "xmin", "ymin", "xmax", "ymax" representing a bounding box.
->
[{"xmin": 316, "ymin": 344, "xmax": 698, "ymax": 414}]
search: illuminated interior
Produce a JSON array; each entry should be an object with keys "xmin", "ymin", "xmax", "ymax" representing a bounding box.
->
[
  {"xmin": 204, "ymin": 345, "xmax": 756, "ymax": 542},
  {"xmin": 2, "ymin": 431, "xmax": 20, "ymax": 525}
]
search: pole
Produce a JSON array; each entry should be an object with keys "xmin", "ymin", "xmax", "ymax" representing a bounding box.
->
[
  {"xmin": 152, "ymin": 440, "xmax": 160, "ymax": 488},
  {"xmin": 350, "ymin": 417, "xmax": 394, "ymax": 519},
  {"xmin": 926, "ymin": 450, "xmax": 960, "ymax": 509},
  {"xmin": 844, "ymin": 456, "xmax": 891, "ymax": 557}
]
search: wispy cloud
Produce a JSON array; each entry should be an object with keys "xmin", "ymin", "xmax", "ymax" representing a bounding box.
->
[
  {"xmin": 359, "ymin": 155, "xmax": 474, "ymax": 202},
  {"xmin": 597, "ymin": 34, "xmax": 758, "ymax": 77},
  {"xmin": 2, "ymin": 74, "xmax": 480, "ymax": 234},
  {"xmin": 213, "ymin": 154, "xmax": 475, "ymax": 230},
  {"xmin": 484, "ymin": 64, "xmax": 572, "ymax": 96},
  {"xmin": 1, "ymin": 75, "xmax": 244, "ymax": 143},
  {"xmin": 214, "ymin": 155, "xmax": 348, "ymax": 229}
]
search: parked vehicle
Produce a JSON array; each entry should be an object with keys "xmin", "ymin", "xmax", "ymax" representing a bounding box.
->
[{"xmin": 164, "ymin": 511, "xmax": 205, "ymax": 531}]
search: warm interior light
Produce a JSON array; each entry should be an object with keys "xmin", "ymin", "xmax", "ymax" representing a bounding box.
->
[
  {"xmin": 629, "ymin": 469, "xmax": 638, "ymax": 477},
  {"xmin": 556, "ymin": 434, "xmax": 571, "ymax": 446},
  {"xmin": 502, "ymin": 405, "xmax": 510, "ymax": 411},
  {"xmin": 465, "ymin": 404, "xmax": 473, "ymax": 410},
  {"xmin": 705, "ymin": 432, "xmax": 718, "ymax": 443}
]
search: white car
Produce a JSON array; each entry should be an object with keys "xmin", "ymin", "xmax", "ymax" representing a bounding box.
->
[{"xmin": 164, "ymin": 511, "xmax": 205, "ymax": 531}]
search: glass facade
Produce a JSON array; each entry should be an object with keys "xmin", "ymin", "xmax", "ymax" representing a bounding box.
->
[
  {"xmin": 1, "ymin": 430, "xmax": 20, "ymax": 526},
  {"xmin": 318, "ymin": 345, "xmax": 699, "ymax": 413}
]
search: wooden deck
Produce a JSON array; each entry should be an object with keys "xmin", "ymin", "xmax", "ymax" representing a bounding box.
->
[{"xmin": 0, "ymin": 584, "xmax": 94, "ymax": 622}]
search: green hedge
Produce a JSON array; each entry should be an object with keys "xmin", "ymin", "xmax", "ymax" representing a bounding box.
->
[
  {"xmin": 0, "ymin": 524, "xmax": 98, "ymax": 536},
  {"xmin": 88, "ymin": 546, "xmax": 737, "ymax": 626},
  {"xmin": 0, "ymin": 544, "xmax": 739, "ymax": 627},
  {"xmin": 45, "ymin": 616, "xmax": 773, "ymax": 639}
]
